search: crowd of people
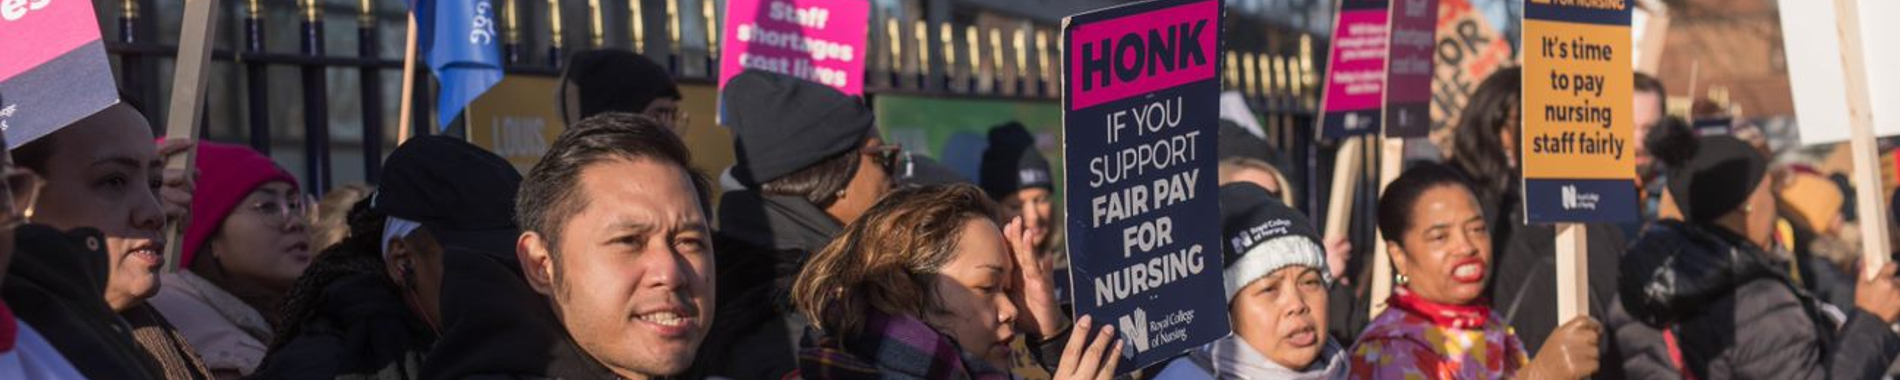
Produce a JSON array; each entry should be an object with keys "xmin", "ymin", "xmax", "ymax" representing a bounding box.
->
[{"xmin": 1, "ymin": 46, "xmax": 1898, "ymax": 380}]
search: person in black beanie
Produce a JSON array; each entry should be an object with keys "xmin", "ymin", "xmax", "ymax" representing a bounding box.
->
[
  {"xmin": 558, "ymin": 49, "xmax": 687, "ymax": 134},
  {"xmin": 1150, "ymin": 183, "xmax": 1345, "ymax": 379},
  {"xmin": 261, "ymin": 136, "xmax": 527, "ymax": 380},
  {"xmin": 980, "ymin": 121, "xmax": 1059, "ymax": 260},
  {"xmin": 1617, "ymin": 134, "xmax": 1900, "ymax": 379},
  {"xmin": 691, "ymin": 69, "xmax": 896, "ymax": 379}
]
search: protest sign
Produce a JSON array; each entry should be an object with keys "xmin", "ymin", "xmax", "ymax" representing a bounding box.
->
[
  {"xmin": 1061, "ymin": 0, "xmax": 1227, "ymax": 372},
  {"xmin": 1317, "ymin": 0, "xmax": 1389, "ymax": 138},
  {"xmin": 1522, "ymin": 0, "xmax": 1633, "ymax": 320},
  {"xmin": 718, "ymin": 0, "xmax": 868, "ymax": 95},
  {"xmin": 0, "ymin": 0, "xmax": 119, "ymax": 148},
  {"xmin": 1779, "ymin": 0, "xmax": 1900, "ymax": 146},
  {"xmin": 1778, "ymin": 0, "xmax": 1897, "ymax": 270},
  {"xmin": 1384, "ymin": 0, "xmax": 1436, "ymax": 137},
  {"xmin": 1520, "ymin": 0, "xmax": 1636, "ymax": 225},
  {"xmin": 1427, "ymin": 0, "xmax": 1512, "ymax": 156},
  {"xmin": 466, "ymin": 76, "xmax": 566, "ymax": 173}
]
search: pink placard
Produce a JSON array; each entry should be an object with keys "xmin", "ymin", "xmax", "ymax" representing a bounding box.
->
[
  {"xmin": 0, "ymin": 0, "xmax": 103, "ymax": 80},
  {"xmin": 717, "ymin": 0, "xmax": 869, "ymax": 95},
  {"xmin": 1066, "ymin": 0, "xmax": 1219, "ymax": 110},
  {"xmin": 1320, "ymin": 9, "xmax": 1389, "ymax": 112}
]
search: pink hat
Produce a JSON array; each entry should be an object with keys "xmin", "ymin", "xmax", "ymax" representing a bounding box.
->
[{"xmin": 179, "ymin": 142, "xmax": 299, "ymax": 266}]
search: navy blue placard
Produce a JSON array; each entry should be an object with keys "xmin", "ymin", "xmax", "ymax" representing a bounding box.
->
[
  {"xmin": 1524, "ymin": 0, "xmax": 1633, "ymax": 26},
  {"xmin": 1321, "ymin": 110, "xmax": 1384, "ymax": 137},
  {"xmin": 1341, "ymin": 0, "xmax": 1389, "ymax": 11},
  {"xmin": 1062, "ymin": 0, "xmax": 1229, "ymax": 372},
  {"xmin": 1523, "ymin": 178, "xmax": 1638, "ymax": 223}
]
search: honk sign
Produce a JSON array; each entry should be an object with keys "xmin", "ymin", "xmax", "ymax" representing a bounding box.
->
[
  {"xmin": 1066, "ymin": 0, "xmax": 1219, "ymax": 111},
  {"xmin": 1061, "ymin": 0, "xmax": 1229, "ymax": 373}
]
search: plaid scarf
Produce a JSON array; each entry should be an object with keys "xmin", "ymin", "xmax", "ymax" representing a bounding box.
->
[{"xmin": 796, "ymin": 310, "xmax": 1013, "ymax": 380}]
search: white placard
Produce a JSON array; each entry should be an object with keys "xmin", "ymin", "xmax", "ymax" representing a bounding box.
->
[{"xmin": 1780, "ymin": 0, "xmax": 1900, "ymax": 145}]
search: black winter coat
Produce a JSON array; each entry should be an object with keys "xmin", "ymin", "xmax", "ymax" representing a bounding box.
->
[
  {"xmin": 1618, "ymin": 220, "xmax": 1900, "ymax": 380},
  {"xmin": 254, "ymin": 271, "xmax": 434, "ymax": 380},
  {"xmin": 3, "ymin": 224, "xmax": 164, "ymax": 380},
  {"xmin": 688, "ymin": 190, "xmax": 844, "ymax": 380}
]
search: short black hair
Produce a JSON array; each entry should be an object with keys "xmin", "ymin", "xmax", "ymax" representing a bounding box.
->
[
  {"xmin": 517, "ymin": 113, "xmax": 712, "ymax": 249},
  {"xmin": 1634, "ymin": 72, "xmax": 1667, "ymax": 114},
  {"xmin": 1377, "ymin": 162, "xmax": 1481, "ymax": 242}
]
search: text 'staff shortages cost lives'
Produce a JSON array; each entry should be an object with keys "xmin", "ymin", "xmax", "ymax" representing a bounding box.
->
[
  {"xmin": 718, "ymin": 0, "xmax": 868, "ymax": 95},
  {"xmin": 1520, "ymin": 0, "xmax": 1635, "ymax": 223},
  {"xmin": 1061, "ymin": 0, "xmax": 1228, "ymax": 373},
  {"xmin": 0, "ymin": 0, "xmax": 119, "ymax": 149}
]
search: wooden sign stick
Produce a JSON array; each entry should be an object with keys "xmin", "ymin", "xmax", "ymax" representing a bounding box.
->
[
  {"xmin": 397, "ymin": 14, "xmax": 420, "ymax": 143},
  {"xmin": 1556, "ymin": 223, "xmax": 1589, "ymax": 320},
  {"xmin": 1324, "ymin": 136, "xmax": 1366, "ymax": 252},
  {"xmin": 1831, "ymin": 0, "xmax": 1892, "ymax": 276},
  {"xmin": 1369, "ymin": 137, "xmax": 1403, "ymax": 317},
  {"xmin": 160, "ymin": 0, "xmax": 222, "ymax": 273}
]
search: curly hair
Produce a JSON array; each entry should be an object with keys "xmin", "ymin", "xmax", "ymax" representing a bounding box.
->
[
  {"xmin": 271, "ymin": 198, "xmax": 394, "ymax": 350},
  {"xmin": 791, "ymin": 184, "xmax": 1002, "ymax": 341}
]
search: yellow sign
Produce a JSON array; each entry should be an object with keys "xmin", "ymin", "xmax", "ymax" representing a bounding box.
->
[
  {"xmin": 466, "ymin": 75, "xmax": 566, "ymax": 173},
  {"xmin": 1519, "ymin": 0, "xmax": 1634, "ymax": 223}
]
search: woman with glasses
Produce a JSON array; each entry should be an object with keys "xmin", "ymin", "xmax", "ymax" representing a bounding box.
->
[{"xmin": 147, "ymin": 141, "xmax": 310, "ymax": 379}]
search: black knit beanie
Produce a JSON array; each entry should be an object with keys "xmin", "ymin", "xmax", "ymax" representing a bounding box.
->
[{"xmin": 1662, "ymin": 135, "xmax": 1768, "ymax": 225}]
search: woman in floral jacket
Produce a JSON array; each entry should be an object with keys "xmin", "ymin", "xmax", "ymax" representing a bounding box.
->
[{"xmin": 1339, "ymin": 163, "xmax": 1601, "ymax": 380}]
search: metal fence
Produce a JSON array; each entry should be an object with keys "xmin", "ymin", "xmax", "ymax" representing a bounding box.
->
[{"xmin": 97, "ymin": 0, "xmax": 1327, "ymax": 195}]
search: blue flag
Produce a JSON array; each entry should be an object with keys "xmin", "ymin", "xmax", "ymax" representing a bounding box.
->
[{"xmin": 409, "ymin": 0, "xmax": 502, "ymax": 130}]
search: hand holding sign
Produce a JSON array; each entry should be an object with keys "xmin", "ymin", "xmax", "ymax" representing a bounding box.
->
[
  {"xmin": 1521, "ymin": 316, "xmax": 1603, "ymax": 380},
  {"xmin": 1007, "ymin": 216, "xmax": 1066, "ymax": 338},
  {"xmin": 1054, "ymin": 315, "xmax": 1123, "ymax": 380},
  {"xmin": 157, "ymin": 139, "xmax": 197, "ymax": 225}
]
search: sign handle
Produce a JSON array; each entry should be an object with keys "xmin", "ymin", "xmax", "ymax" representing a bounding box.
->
[
  {"xmin": 160, "ymin": 0, "xmax": 222, "ymax": 273},
  {"xmin": 397, "ymin": 14, "xmax": 419, "ymax": 143},
  {"xmin": 1369, "ymin": 137, "xmax": 1403, "ymax": 318},
  {"xmin": 1830, "ymin": 0, "xmax": 1892, "ymax": 276},
  {"xmin": 1556, "ymin": 223, "xmax": 1589, "ymax": 320},
  {"xmin": 1324, "ymin": 136, "xmax": 1366, "ymax": 243}
]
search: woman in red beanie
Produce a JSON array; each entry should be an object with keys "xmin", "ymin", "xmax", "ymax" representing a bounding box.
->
[{"xmin": 147, "ymin": 141, "xmax": 312, "ymax": 379}]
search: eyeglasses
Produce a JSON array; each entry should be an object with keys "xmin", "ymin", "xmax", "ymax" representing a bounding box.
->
[
  {"xmin": 243, "ymin": 193, "xmax": 312, "ymax": 228},
  {"xmin": 0, "ymin": 167, "xmax": 44, "ymax": 231},
  {"xmin": 862, "ymin": 144, "xmax": 905, "ymax": 175}
]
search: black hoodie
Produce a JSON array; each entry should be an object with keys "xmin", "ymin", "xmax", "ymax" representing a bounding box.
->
[
  {"xmin": 253, "ymin": 269, "xmax": 434, "ymax": 380},
  {"xmin": 1617, "ymin": 220, "xmax": 1900, "ymax": 380},
  {"xmin": 690, "ymin": 190, "xmax": 843, "ymax": 380},
  {"xmin": 422, "ymin": 248, "xmax": 620, "ymax": 380}
]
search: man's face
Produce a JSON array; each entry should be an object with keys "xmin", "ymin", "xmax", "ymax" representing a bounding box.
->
[
  {"xmin": 540, "ymin": 158, "xmax": 713, "ymax": 379},
  {"xmin": 1633, "ymin": 90, "xmax": 1663, "ymax": 175}
]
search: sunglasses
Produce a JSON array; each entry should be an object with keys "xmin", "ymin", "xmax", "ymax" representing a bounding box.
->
[{"xmin": 862, "ymin": 144, "xmax": 906, "ymax": 175}]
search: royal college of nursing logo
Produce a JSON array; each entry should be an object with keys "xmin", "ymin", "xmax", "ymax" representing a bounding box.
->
[
  {"xmin": 1561, "ymin": 185, "xmax": 1599, "ymax": 211},
  {"xmin": 1117, "ymin": 308, "xmax": 1149, "ymax": 358}
]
